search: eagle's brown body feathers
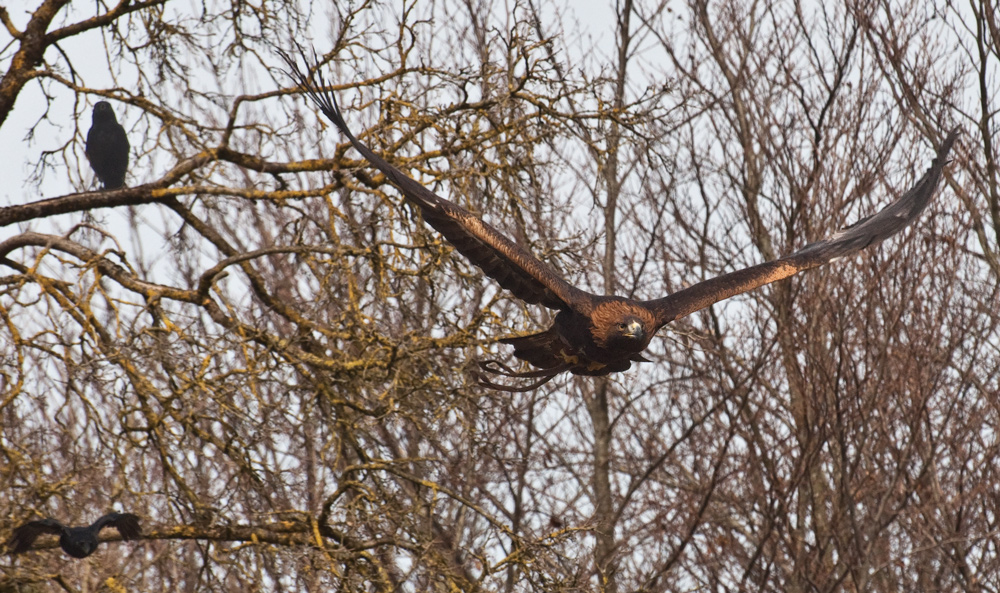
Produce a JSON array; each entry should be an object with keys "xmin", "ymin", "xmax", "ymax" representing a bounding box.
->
[
  {"xmin": 504, "ymin": 301, "xmax": 659, "ymax": 376},
  {"xmin": 283, "ymin": 52, "xmax": 957, "ymax": 390}
]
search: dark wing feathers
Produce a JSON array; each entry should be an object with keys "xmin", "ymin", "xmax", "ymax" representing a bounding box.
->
[
  {"xmin": 793, "ymin": 130, "xmax": 957, "ymax": 261},
  {"xmin": 281, "ymin": 52, "xmax": 591, "ymax": 313},
  {"xmin": 500, "ymin": 327, "xmax": 567, "ymax": 371},
  {"xmin": 418, "ymin": 208, "xmax": 574, "ymax": 308},
  {"xmin": 8, "ymin": 519, "xmax": 64, "ymax": 554},
  {"xmin": 647, "ymin": 129, "xmax": 958, "ymax": 325},
  {"xmin": 92, "ymin": 512, "xmax": 142, "ymax": 540}
]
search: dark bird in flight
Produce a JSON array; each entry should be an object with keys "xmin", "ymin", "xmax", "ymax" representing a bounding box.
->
[
  {"xmin": 85, "ymin": 101, "xmax": 130, "ymax": 189},
  {"xmin": 7, "ymin": 513, "xmax": 142, "ymax": 558},
  {"xmin": 282, "ymin": 53, "xmax": 957, "ymax": 391}
]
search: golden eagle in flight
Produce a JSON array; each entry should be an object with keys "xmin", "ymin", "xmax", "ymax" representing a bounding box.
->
[{"xmin": 283, "ymin": 55, "xmax": 957, "ymax": 391}]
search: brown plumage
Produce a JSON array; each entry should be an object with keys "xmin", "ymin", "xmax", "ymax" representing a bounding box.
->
[{"xmin": 281, "ymin": 52, "xmax": 957, "ymax": 391}]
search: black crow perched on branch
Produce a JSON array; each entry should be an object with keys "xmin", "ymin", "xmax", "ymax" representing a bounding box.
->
[{"xmin": 85, "ymin": 101, "xmax": 130, "ymax": 189}]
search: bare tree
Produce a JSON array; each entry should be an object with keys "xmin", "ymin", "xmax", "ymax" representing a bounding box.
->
[{"xmin": 1, "ymin": 0, "xmax": 994, "ymax": 591}]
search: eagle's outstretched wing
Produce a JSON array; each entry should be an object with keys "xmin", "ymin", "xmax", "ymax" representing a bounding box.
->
[
  {"xmin": 281, "ymin": 52, "xmax": 593, "ymax": 313},
  {"xmin": 646, "ymin": 129, "xmax": 958, "ymax": 325},
  {"xmin": 7, "ymin": 519, "xmax": 65, "ymax": 554}
]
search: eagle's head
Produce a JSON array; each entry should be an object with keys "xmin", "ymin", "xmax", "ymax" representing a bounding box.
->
[
  {"xmin": 616, "ymin": 317, "xmax": 646, "ymax": 342},
  {"xmin": 591, "ymin": 301, "xmax": 656, "ymax": 353},
  {"xmin": 610, "ymin": 315, "xmax": 651, "ymax": 353}
]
